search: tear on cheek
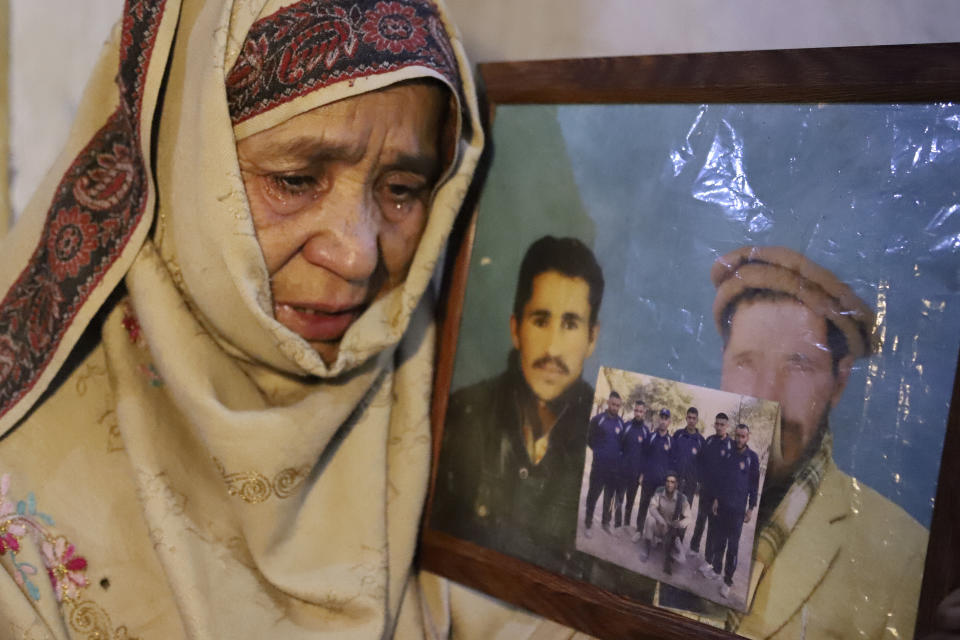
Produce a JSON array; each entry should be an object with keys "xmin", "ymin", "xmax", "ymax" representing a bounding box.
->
[{"xmin": 383, "ymin": 216, "xmax": 427, "ymax": 265}]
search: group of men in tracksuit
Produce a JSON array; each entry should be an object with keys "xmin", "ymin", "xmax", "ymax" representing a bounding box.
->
[
  {"xmin": 584, "ymin": 392, "xmax": 761, "ymax": 598},
  {"xmin": 586, "ymin": 397, "xmax": 704, "ymax": 534}
]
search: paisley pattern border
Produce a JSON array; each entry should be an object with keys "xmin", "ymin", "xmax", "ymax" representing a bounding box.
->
[
  {"xmin": 226, "ymin": 0, "xmax": 463, "ymax": 125},
  {"xmin": 0, "ymin": 0, "xmax": 167, "ymax": 421}
]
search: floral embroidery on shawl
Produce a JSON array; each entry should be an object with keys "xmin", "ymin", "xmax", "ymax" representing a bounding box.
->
[
  {"xmin": 136, "ymin": 364, "xmax": 164, "ymax": 387},
  {"xmin": 212, "ymin": 457, "xmax": 311, "ymax": 503},
  {"xmin": 121, "ymin": 302, "xmax": 144, "ymax": 346},
  {"xmin": 42, "ymin": 538, "xmax": 89, "ymax": 602},
  {"xmin": 361, "ymin": 1, "xmax": 428, "ymax": 54},
  {"xmin": 226, "ymin": 0, "xmax": 463, "ymax": 125},
  {"xmin": 0, "ymin": 474, "xmax": 89, "ymax": 602},
  {"xmin": 121, "ymin": 301, "xmax": 164, "ymax": 387}
]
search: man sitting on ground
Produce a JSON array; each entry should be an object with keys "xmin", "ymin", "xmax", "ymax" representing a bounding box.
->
[{"xmin": 640, "ymin": 471, "xmax": 692, "ymax": 575}]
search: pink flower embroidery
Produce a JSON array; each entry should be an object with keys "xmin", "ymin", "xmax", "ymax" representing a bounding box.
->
[
  {"xmin": 0, "ymin": 474, "xmax": 83, "ymax": 602},
  {"xmin": 0, "ymin": 476, "xmax": 26, "ymax": 555},
  {"xmin": 42, "ymin": 536, "xmax": 89, "ymax": 602},
  {"xmin": 361, "ymin": 2, "xmax": 427, "ymax": 55},
  {"xmin": 0, "ymin": 530, "xmax": 20, "ymax": 554},
  {"xmin": 121, "ymin": 302, "xmax": 143, "ymax": 344},
  {"xmin": 12, "ymin": 560, "xmax": 37, "ymax": 587}
]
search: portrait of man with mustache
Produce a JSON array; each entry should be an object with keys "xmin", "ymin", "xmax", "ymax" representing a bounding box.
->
[{"xmin": 431, "ymin": 235, "xmax": 604, "ymax": 576}]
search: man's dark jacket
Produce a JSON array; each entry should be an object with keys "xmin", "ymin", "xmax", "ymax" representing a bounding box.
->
[
  {"xmin": 619, "ymin": 418, "xmax": 648, "ymax": 482},
  {"xmin": 698, "ymin": 433, "xmax": 733, "ymax": 501},
  {"xmin": 430, "ymin": 353, "xmax": 593, "ymax": 577},
  {"xmin": 642, "ymin": 430, "xmax": 673, "ymax": 489},
  {"xmin": 718, "ymin": 444, "xmax": 760, "ymax": 515}
]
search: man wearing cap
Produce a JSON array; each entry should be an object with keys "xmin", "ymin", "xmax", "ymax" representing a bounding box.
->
[
  {"xmin": 432, "ymin": 236, "xmax": 603, "ymax": 576},
  {"xmin": 672, "ymin": 406, "xmax": 705, "ymax": 513},
  {"xmin": 616, "ymin": 399, "xmax": 650, "ymax": 530},
  {"xmin": 711, "ymin": 245, "xmax": 927, "ymax": 638},
  {"xmin": 631, "ymin": 408, "xmax": 674, "ymax": 541},
  {"xmin": 690, "ymin": 412, "xmax": 732, "ymax": 555},
  {"xmin": 584, "ymin": 391, "xmax": 625, "ymax": 535}
]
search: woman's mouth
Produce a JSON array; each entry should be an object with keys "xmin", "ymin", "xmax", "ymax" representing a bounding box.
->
[{"xmin": 274, "ymin": 303, "xmax": 364, "ymax": 342}]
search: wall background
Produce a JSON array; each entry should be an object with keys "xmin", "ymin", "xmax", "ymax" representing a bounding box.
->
[
  {"xmin": 6, "ymin": 0, "xmax": 120, "ymax": 223},
  {"xmin": 6, "ymin": 1, "xmax": 960, "ymax": 223},
  {"xmin": 445, "ymin": 0, "xmax": 960, "ymax": 63}
]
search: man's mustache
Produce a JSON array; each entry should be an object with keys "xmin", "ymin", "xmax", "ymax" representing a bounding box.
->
[{"xmin": 531, "ymin": 355, "xmax": 570, "ymax": 374}]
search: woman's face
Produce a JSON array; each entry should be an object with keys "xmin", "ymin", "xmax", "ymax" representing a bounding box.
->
[{"xmin": 237, "ymin": 83, "xmax": 447, "ymax": 364}]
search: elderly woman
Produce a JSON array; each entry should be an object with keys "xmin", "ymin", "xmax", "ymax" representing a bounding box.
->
[{"xmin": 0, "ymin": 0, "xmax": 573, "ymax": 637}]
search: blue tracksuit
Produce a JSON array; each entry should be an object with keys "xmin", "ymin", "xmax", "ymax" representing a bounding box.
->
[
  {"xmin": 691, "ymin": 433, "xmax": 733, "ymax": 551},
  {"xmin": 634, "ymin": 430, "xmax": 673, "ymax": 530},
  {"xmin": 671, "ymin": 428, "xmax": 706, "ymax": 505},
  {"xmin": 709, "ymin": 444, "xmax": 760, "ymax": 585},
  {"xmin": 616, "ymin": 419, "xmax": 648, "ymax": 526},
  {"xmin": 585, "ymin": 411, "xmax": 624, "ymax": 527}
]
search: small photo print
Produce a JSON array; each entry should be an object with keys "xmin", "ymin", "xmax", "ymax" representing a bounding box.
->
[{"xmin": 577, "ymin": 366, "xmax": 778, "ymax": 611}]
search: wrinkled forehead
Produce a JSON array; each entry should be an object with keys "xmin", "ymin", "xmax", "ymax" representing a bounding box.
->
[
  {"xmin": 227, "ymin": 0, "xmax": 465, "ymax": 142},
  {"xmin": 729, "ymin": 296, "xmax": 829, "ymax": 347}
]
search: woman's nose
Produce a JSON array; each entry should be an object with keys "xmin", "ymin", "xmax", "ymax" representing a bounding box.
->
[{"xmin": 300, "ymin": 179, "xmax": 379, "ymax": 283}]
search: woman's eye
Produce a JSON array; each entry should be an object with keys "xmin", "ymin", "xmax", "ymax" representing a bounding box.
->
[
  {"xmin": 256, "ymin": 172, "xmax": 327, "ymax": 215},
  {"xmin": 378, "ymin": 173, "xmax": 430, "ymax": 217},
  {"xmin": 387, "ymin": 183, "xmax": 416, "ymax": 199},
  {"xmin": 269, "ymin": 174, "xmax": 317, "ymax": 195}
]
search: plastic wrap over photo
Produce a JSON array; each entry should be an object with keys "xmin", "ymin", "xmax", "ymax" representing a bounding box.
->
[
  {"xmin": 430, "ymin": 101, "xmax": 960, "ymax": 638},
  {"xmin": 577, "ymin": 367, "xmax": 776, "ymax": 612}
]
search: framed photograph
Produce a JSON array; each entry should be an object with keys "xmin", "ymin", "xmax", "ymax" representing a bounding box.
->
[{"xmin": 422, "ymin": 43, "xmax": 960, "ymax": 639}]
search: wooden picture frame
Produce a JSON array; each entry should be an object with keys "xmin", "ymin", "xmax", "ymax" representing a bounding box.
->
[{"xmin": 421, "ymin": 43, "xmax": 960, "ymax": 639}]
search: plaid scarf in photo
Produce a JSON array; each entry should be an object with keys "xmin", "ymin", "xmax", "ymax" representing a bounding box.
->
[{"xmin": 726, "ymin": 433, "xmax": 834, "ymax": 632}]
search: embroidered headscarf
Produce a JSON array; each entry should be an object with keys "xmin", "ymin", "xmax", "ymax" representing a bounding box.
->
[
  {"xmin": 0, "ymin": 0, "xmax": 483, "ymax": 637},
  {"xmin": 1, "ymin": 0, "xmax": 479, "ymax": 425}
]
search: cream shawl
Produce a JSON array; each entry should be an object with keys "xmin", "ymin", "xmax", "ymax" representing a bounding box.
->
[{"xmin": 0, "ymin": 1, "xmax": 520, "ymax": 638}]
